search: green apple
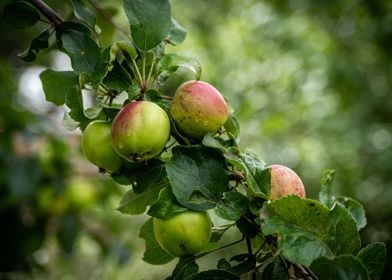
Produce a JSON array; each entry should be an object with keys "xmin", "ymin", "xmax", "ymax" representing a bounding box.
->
[
  {"xmin": 111, "ymin": 101, "xmax": 170, "ymax": 162},
  {"xmin": 169, "ymin": 80, "xmax": 229, "ymax": 140},
  {"xmin": 153, "ymin": 211, "xmax": 212, "ymax": 257},
  {"xmin": 81, "ymin": 120, "xmax": 122, "ymax": 173},
  {"xmin": 159, "ymin": 66, "xmax": 195, "ymax": 96},
  {"xmin": 268, "ymin": 164, "xmax": 306, "ymax": 200}
]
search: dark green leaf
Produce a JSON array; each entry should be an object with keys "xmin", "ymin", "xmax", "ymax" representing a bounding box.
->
[
  {"xmin": 40, "ymin": 70, "xmax": 79, "ymax": 106},
  {"xmin": 167, "ymin": 19, "xmax": 187, "ymax": 45},
  {"xmin": 60, "ymin": 29, "xmax": 99, "ymax": 74},
  {"xmin": 311, "ymin": 255, "xmax": 369, "ymax": 280},
  {"xmin": 215, "ymin": 192, "xmax": 248, "ymax": 221},
  {"xmin": 103, "ymin": 61, "xmax": 133, "ymax": 92},
  {"xmin": 139, "ymin": 218, "xmax": 174, "ymax": 265},
  {"xmin": 357, "ymin": 242, "xmax": 386, "ymax": 280},
  {"xmin": 260, "ymin": 196, "xmax": 361, "ymax": 266},
  {"xmin": 210, "ymin": 224, "xmax": 233, "ymax": 242},
  {"xmin": 336, "ymin": 196, "xmax": 367, "ymax": 230},
  {"xmin": 186, "ymin": 270, "xmax": 239, "ymax": 280},
  {"xmin": 169, "ymin": 256, "xmax": 199, "ymax": 280},
  {"xmin": 123, "ymin": 0, "xmax": 171, "ymax": 50},
  {"xmin": 319, "ymin": 169, "xmax": 336, "ymax": 208},
  {"xmin": 165, "ymin": 145, "xmax": 229, "ymax": 211},
  {"xmin": 3, "ymin": 2, "xmax": 40, "ymax": 29},
  {"xmin": 224, "ymin": 114, "xmax": 240, "ymax": 141},
  {"xmin": 227, "ymin": 254, "xmax": 256, "ymax": 276},
  {"xmin": 202, "ymin": 133, "xmax": 233, "ymax": 153},
  {"xmin": 57, "ymin": 215, "xmax": 79, "ymax": 254},
  {"xmin": 144, "ymin": 89, "xmax": 162, "ymax": 102},
  {"xmin": 147, "ymin": 186, "xmax": 188, "ymax": 219},
  {"xmin": 72, "ymin": 0, "xmax": 96, "ymax": 28},
  {"xmin": 65, "ymin": 85, "xmax": 89, "ymax": 130},
  {"xmin": 18, "ymin": 29, "xmax": 51, "ymax": 62},
  {"xmin": 217, "ymin": 258, "xmax": 231, "ymax": 270},
  {"xmin": 236, "ymin": 215, "xmax": 258, "ymax": 238},
  {"xmin": 260, "ymin": 260, "xmax": 289, "ymax": 280}
]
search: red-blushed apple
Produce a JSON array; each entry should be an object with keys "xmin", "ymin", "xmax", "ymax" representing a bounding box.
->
[
  {"xmin": 81, "ymin": 120, "xmax": 123, "ymax": 173},
  {"xmin": 153, "ymin": 211, "xmax": 212, "ymax": 257},
  {"xmin": 111, "ymin": 101, "xmax": 170, "ymax": 162},
  {"xmin": 268, "ymin": 164, "xmax": 306, "ymax": 200},
  {"xmin": 169, "ymin": 80, "xmax": 229, "ymax": 140}
]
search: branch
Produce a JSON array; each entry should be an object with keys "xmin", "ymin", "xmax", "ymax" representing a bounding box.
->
[{"xmin": 28, "ymin": 0, "xmax": 63, "ymax": 27}]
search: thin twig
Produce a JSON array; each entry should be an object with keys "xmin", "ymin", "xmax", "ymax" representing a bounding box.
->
[
  {"xmin": 28, "ymin": 0, "xmax": 63, "ymax": 27},
  {"xmin": 196, "ymin": 236, "xmax": 245, "ymax": 259}
]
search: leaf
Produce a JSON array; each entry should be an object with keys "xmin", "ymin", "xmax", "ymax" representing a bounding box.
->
[
  {"xmin": 123, "ymin": 0, "xmax": 172, "ymax": 50},
  {"xmin": 319, "ymin": 169, "xmax": 336, "ymax": 208},
  {"xmin": 336, "ymin": 196, "xmax": 367, "ymax": 230},
  {"xmin": 169, "ymin": 256, "xmax": 199, "ymax": 280},
  {"xmin": 147, "ymin": 186, "xmax": 188, "ymax": 219},
  {"xmin": 167, "ymin": 19, "xmax": 187, "ymax": 45},
  {"xmin": 202, "ymin": 133, "xmax": 235, "ymax": 153},
  {"xmin": 18, "ymin": 29, "xmax": 51, "ymax": 62},
  {"xmin": 102, "ymin": 61, "xmax": 133, "ymax": 92},
  {"xmin": 236, "ymin": 215, "xmax": 258, "ymax": 238},
  {"xmin": 210, "ymin": 225, "xmax": 233, "ymax": 243},
  {"xmin": 224, "ymin": 114, "xmax": 240, "ymax": 141},
  {"xmin": 186, "ymin": 270, "xmax": 239, "ymax": 280},
  {"xmin": 2, "ymin": 1, "xmax": 40, "ymax": 29},
  {"xmin": 356, "ymin": 242, "xmax": 386, "ymax": 280},
  {"xmin": 60, "ymin": 28, "xmax": 100, "ymax": 74},
  {"xmin": 310, "ymin": 255, "xmax": 369, "ymax": 280},
  {"xmin": 117, "ymin": 182, "xmax": 167, "ymax": 215},
  {"xmin": 65, "ymin": 85, "xmax": 89, "ymax": 130},
  {"xmin": 139, "ymin": 218, "xmax": 174, "ymax": 265},
  {"xmin": 214, "ymin": 192, "xmax": 248, "ymax": 221},
  {"xmin": 227, "ymin": 254, "xmax": 256, "ymax": 276},
  {"xmin": 159, "ymin": 53, "xmax": 201, "ymax": 79},
  {"xmin": 40, "ymin": 70, "xmax": 79, "ymax": 105},
  {"xmin": 72, "ymin": 0, "xmax": 96, "ymax": 28},
  {"xmin": 260, "ymin": 196, "xmax": 361, "ymax": 266},
  {"xmin": 260, "ymin": 260, "xmax": 289, "ymax": 280},
  {"xmin": 165, "ymin": 145, "xmax": 229, "ymax": 211}
]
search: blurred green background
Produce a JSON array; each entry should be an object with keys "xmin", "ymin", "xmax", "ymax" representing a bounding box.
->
[{"xmin": 0, "ymin": 0, "xmax": 391, "ymax": 279}]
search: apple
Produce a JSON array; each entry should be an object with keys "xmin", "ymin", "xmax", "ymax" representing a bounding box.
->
[
  {"xmin": 268, "ymin": 164, "xmax": 306, "ymax": 200},
  {"xmin": 81, "ymin": 120, "xmax": 122, "ymax": 173},
  {"xmin": 111, "ymin": 101, "xmax": 170, "ymax": 162},
  {"xmin": 159, "ymin": 66, "xmax": 195, "ymax": 96},
  {"xmin": 169, "ymin": 80, "xmax": 229, "ymax": 140},
  {"xmin": 153, "ymin": 211, "xmax": 212, "ymax": 257}
]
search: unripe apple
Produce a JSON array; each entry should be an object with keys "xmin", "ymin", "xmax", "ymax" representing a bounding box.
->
[
  {"xmin": 268, "ymin": 164, "xmax": 306, "ymax": 200},
  {"xmin": 81, "ymin": 120, "xmax": 122, "ymax": 173},
  {"xmin": 169, "ymin": 80, "xmax": 229, "ymax": 140},
  {"xmin": 159, "ymin": 66, "xmax": 195, "ymax": 96},
  {"xmin": 153, "ymin": 211, "xmax": 212, "ymax": 257},
  {"xmin": 111, "ymin": 101, "xmax": 170, "ymax": 162}
]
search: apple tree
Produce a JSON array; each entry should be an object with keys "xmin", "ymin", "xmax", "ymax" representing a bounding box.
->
[{"xmin": 2, "ymin": 0, "xmax": 387, "ymax": 279}]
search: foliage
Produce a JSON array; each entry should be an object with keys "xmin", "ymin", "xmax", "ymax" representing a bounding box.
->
[{"xmin": 1, "ymin": 0, "xmax": 390, "ymax": 279}]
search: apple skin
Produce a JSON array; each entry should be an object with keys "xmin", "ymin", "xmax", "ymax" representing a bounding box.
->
[
  {"xmin": 111, "ymin": 101, "xmax": 170, "ymax": 162},
  {"xmin": 81, "ymin": 120, "xmax": 122, "ymax": 173},
  {"xmin": 268, "ymin": 164, "xmax": 306, "ymax": 200},
  {"xmin": 169, "ymin": 80, "xmax": 229, "ymax": 140},
  {"xmin": 153, "ymin": 211, "xmax": 212, "ymax": 257},
  {"xmin": 159, "ymin": 66, "xmax": 195, "ymax": 96}
]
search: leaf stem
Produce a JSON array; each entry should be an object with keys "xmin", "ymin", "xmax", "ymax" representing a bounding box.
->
[
  {"xmin": 245, "ymin": 237, "xmax": 257, "ymax": 280},
  {"xmin": 196, "ymin": 237, "xmax": 245, "ymax": 259},
  {"xmin": 27, "ymin": 0, "xmax": 63, "ymax": 27}
]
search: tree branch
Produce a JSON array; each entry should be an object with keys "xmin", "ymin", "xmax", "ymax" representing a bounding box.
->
[{"xmin": 28, "ymin": 0, "xmax": 63, "ymax": 27}]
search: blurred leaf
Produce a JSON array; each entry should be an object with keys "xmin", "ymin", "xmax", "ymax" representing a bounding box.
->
[
  {"xmin": 3, "ymin": 1, "xmax": 40, "ymax": 29},
  {"xmin": 260, "ymin": 196, "xmax": 360, "ymax": 266},
  {"xmin": 168, "ymin": 256, "xmax": 198, "ymax": 280},
  {"xmin": 165, "ymin": 145, "xmax": 229, "ymax": 211},
  {"xmin": 57, "ymin": 215, "xmax": 79, "ymax": 254},
  {"xmin": 186, "ymin": 270, "xmax": 239, "ymax": 280},
  {"xmin": 147, "ymin": 186, "xmax": 188, "ymax": 219},
  {"xmin": 167, "ymin": 19, "xmax": 187, "ymax": 45},
  {"xmin": 357, "ymin": 242, "xmax": 386, "ymax": 280},
  {"xmin": 72, "ymin": 0, "xmax": 96, "ymax": 28},
  {"xmin": 336, "ymin": 196, "xmax": 367, "ymax": 230},
  {"xmin": 40, "ymin": 70, "xmax": 79, "ymax": 106},
  {"xmin": 18, "ymin": 29, "xmax": 51, "ymax": 62},
  {"xmin": 123, "ymin": 0, "xmax": 171, "ymax": 50},
  {"xmin": 139, "ymin": 218, "xmax": 174, "ymax": 265},
  {"xmin": 311, "ymin": 255, "xmax": 369, "ymax": 280},
  {"xmin": 214, "ymin": 192, "xmax": 248, "ymax": 221},
  {"xmin": 319, "ymin": 169, "xmax": 336, "ymax": 208}
]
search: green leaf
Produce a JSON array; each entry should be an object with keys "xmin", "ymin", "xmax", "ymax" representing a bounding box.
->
[
  {"xmin": 224, "ymin": 114, "xmax": 240, "ymax": 141},
  {"xmin": 336, "ymin": 196, "xmax": 367, "ymax": 230},
  {"xmin": 311, "ymin": 255, "xmax": 369, "ymax": 280},
  {"xmin": 72, "ymin": 0, "xmax": 96, "ymax": 28},
  {"xmin": 3, "ymin": 2, "xmax": 40, "ymax": 29},
  {"xmin": 235, "ymin": 215, "xmax": 258, "ymax": 238},
  {"xmin": 169, "ymin": 256, "xmax": 199, "ymax": 280},
  {"xmin": 65, "ymin": 85, "xmax": 90, "ymax": 130},
  {"xmin": 159, "ymin": 53, "xmax": 201, "ymax": 79},
  {"xmin": 167, "ymin": 19, "xmax": 187, "ymax": 45},
  {"xmin": 260, "ymin": 196, "xmax": 361, "ymax": 266},
  {"xmin": 227, "ymin": 254, "xmax": 256, "ymax": 276},
  {"xmin": 186, "ymin": 270, "xmax": 239, "ymax": 280},
  {"xmin": 40, "ymin": 70, "xmax": 79, "ymax": 106},
  {"xmin": 123, "ymin": 0, "xmax": 171, "ymax": 50},
  {"xmin": 60, "ymin": 29, "xmax": 100, "ymax": 74},
  {"xmin": 319, "ymin": 169, "xmax": 336, "ymax": 208},
  {"xmin": 202, "ymin": 133, "xmax": 235, "ymax": 153},
  {"xmin": 165, "ymin": 145, "xmax": 229, "ymax": 211},
  {"xmin": 147, "ymin": 186, "xmax": 188, "ymax": 219},
  {"xmin": 102, "ymin": 61, "xmax": 133, "ymax": 92},
  {"xmin": 214, "ymin": 192, "xmax": 248, "ymax": 221},
  {"xmin": 357, "ymin": 242, "xmax": 386, "ymax": 280},
  {"xmin": 18, "ymin": 29, "xmax": 51, "ymax": 62},
  {"xmin": 139, "ymin": 218, "xmax": 174, "ymax": 265},
  {"xmin": 260, "ymin": 260, "xmax": 289, "ymax": 280},
  {"xmin": 210, "ymin": 224, "xmax": 233, "ymax": 243}
]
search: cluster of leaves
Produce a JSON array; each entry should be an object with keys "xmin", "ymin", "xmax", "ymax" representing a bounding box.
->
[{"xmin": 3, "ymin": 0, "xmax": 386, "ymax": 279}]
